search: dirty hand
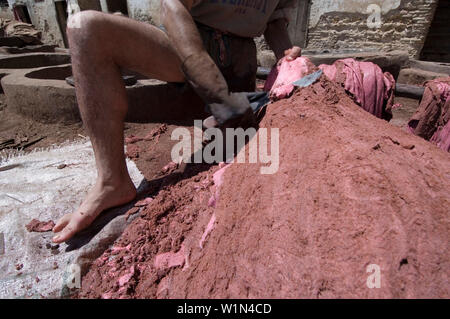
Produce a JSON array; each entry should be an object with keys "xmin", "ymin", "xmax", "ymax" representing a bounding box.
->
[
  {"xmin": 204, "ymin": 92, "xmax": 256, "ymax": 129},
  {"xmin": 182, "ymin": 53, "xmax": 256, "ymax": 129},
  {"xmin": 283, "ymin": 46, "xmax": 302, "ymax": 62}
]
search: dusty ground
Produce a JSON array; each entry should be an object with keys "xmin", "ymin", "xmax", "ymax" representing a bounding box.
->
[
  {"xmin": 390, "ymin": 97, "xmax": 420, "ymax": 129},
  {"xmin": 0, "ymin": 93, "xmax": 189, "ymax": 180},
  {"xmin": 0, "ymin": 93, "xmax": 419, "ymax": 155},
  {"xmin": 0, "ymin": 139, "xmax": 144, "ymax": 299},
  {"xmin": 0, "ymin": 94, "xmax": 85, "ymax": 152}
]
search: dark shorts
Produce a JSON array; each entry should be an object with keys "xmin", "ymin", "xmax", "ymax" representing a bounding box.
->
[
  {"xmin": 195, "ymin": 22, "xmax": 257, "ymax": 92},
  {"xmin": 161, "ymin": 22, "xmax": 257, "ymax": 93}
]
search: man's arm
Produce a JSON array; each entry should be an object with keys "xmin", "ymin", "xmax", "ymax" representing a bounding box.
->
[
  {"xmin": 264, "ymin": 18, "xmax": 301, "ymax": 61},
  {"xmin": 161, "ymin": 0, "xmax": 228, "ymax": 101},
  {"xmin": 161, "ymin": 0, "xmax": 255, "ymax": 127}
]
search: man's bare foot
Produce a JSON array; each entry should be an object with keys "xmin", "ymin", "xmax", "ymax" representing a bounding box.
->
[{"xmin": 52, "ymin": 177, "xmax": 137, "ymax": 243}]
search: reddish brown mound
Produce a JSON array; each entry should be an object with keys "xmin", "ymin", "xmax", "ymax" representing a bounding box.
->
[
  {"xmin": 79, "ymin": 163, "xmax": 218, "ymax": 299},
  {"xmin": 80, "ymin": 77, "xmax": 450, "ymax": 298}
]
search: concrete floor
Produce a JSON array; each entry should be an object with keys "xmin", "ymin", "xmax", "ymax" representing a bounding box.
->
[
  {"xmin": 390, "ymin": 97, "xmax": 420, "ymax": 129},
  {"xmin": 0, "ymin": 140, "xmax": 143, "ymax": 298}
]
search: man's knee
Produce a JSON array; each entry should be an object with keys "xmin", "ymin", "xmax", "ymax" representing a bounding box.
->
[{"xmin": 67, "ymin": 10, "xmax": 104, "ymax": 43}]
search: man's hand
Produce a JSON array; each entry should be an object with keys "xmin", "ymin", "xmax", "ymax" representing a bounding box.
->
[
  {"xmin": 264, "ymin": 18, "xmax": 295, "ymax": 61},
  {"xmin": 182, "ymin": 54, "xmax": 256, "ymax": 129},
  {"xmin": 284, "ymin": 46, "xmax": 302, "ymax": 61},
  {"xmin": 207, "ymin": 92, "xmax": 256, "ymax": 129}
]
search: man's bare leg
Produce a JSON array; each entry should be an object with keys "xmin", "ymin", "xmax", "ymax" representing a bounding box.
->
[{"xmin": 52, "ymin": 11, "xmax": 185, "ymax": 243}]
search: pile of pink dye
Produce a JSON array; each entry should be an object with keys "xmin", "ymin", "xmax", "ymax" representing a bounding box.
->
[
  {"xmin": 79, "ymin": 76, "xmax": 450, "ymax": 299},
  {"xmin": 264, "ymin": 57, "xmax": 396, "ymax": 121},
  {"xmin": 264, "ymin": 57, "xmax": 318, "ymax": 100},
  {"xmin": 408, "ymin": 77, "xmax": 450, "ymax": 152},
  {"xmin": 319, "ymin": 58, "xmax": 396, "ymax": 120}
]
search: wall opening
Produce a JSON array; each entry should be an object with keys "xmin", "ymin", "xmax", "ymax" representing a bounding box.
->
[
  {"xmin": 12, "ymin": 4, "xmax": 32, "ymax": 24},
  {"xmin": 77, "ymin": 0, "xmax": 102, "ymax": 11},
  {"xmin": 106, "ymin": 0, "xmax": 128, "ymax": 15},
  {"xmin": 55, "ymin": 0, "xmax": 69, "ymax": 48},
  {"xmin": 420, "ymin": 0, "xmax": 450, "ymax": 62}
]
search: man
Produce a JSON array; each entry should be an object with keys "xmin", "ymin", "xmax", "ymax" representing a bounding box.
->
[{"xmin": 52, "ymin": 0, "xmax": 301, "ymax": 243}]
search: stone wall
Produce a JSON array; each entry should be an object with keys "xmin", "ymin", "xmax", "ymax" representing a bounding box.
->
[
  {"xmin": 0, "ymin": 5, "xmax": 14, "ymax": 19},
  {"xmin": 5, "ymin": 0, "xmax": 108, "ymax": 47},
  {"xmin": 127, "ymin": 0, "xmax": 160, "ymax": 25},
  {"xmin": 307, "ymin": 0, "xmax": 439, "ymax": 58},
  {"xmin": 3, "ymin": 0, "xmax": 440, "ymax": 61},
  {"xmin": 6, "ymin": 0, "xmax": 66, "ymax": 47},
  {"xmin": 3, "ymin": 0, "xmax": 160, "ymax": 48}
]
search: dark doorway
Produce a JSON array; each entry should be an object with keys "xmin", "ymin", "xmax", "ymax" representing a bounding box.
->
[
  {"xmin": 106, "ymin": 0, "xmax": 128, "ymax": 15},
  {"xmin": 12, "ymin": 4, "xmax": 32, "ymax": 24},
  {"xmin": 55, "ymin": 0, "xmax": 69, "ymax": 48},
  {"xmin": 77, "ymin": 0, "xmax": 102, "ymax": 11},
  {"xmin": 420, "ymin": 0, "xmax": 450, "ymax": 62}
]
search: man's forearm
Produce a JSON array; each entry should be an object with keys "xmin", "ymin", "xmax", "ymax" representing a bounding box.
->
[
  {"xmin": 161, "ymin": 0, "xmax": 205, "ymax": 61},
  {"xmin": 264, "ymin": 19, "xmax": 293, "ymax": 60},
  {"xmin": 161, "ymin": 0, "xmax": 229, "ymax": 101}
]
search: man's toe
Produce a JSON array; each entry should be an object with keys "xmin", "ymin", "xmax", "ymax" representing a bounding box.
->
[
  {"xmin": 52, "ymin": 220, "xmax": 80, "ymax": 243},
  {"xmin": 53, "ymin": 213, "xmax": 72, "ymax": 233}
]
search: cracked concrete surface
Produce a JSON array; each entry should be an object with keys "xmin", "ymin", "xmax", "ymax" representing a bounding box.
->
[{"xmin": 0, "ymin": 140, "xmax": 143, "ymax": 298}]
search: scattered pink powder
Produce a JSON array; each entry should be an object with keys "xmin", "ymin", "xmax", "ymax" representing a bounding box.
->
[
  {"xmin": 208, "ymin": 196, "xmax": 216, "ymax": 208},
  {"xmin": 264, "ymin": 57, "xmax": 317, "ymax": 100},
  {"xmin": 156, "ymin": 277, "xmax": 170, "ymax": 298},
  {"xmin": 154, "ymin": 244, "xmax": 186, "ymax": 271},
  {"xmin": 209, "ymin": 164, "xmax": 230, "ymax": 207},
  {"xmin": 118, "ymin": 266, "xmax": 135, "ymax": 287},
  {"xmin": 125, "ymin": 135, "xmax": 143, "ymax": 144},
  {"xmin": 111, "ymin": 244, "xmax": 131, "ymax": 254},
  {"xmin": 162, "ymin": 162, "xmax": 178, "ymax": 173},
  {"xmin": 199, "ymin": 214, "xmax": 216, "ymax": 249},
  {"xmin": 125, "ymin": 207, "xmax": 140, "ymax": 221},
  {"xmin": 135, "ymin": 197, "xmax": 153, "ymax": 207}
]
